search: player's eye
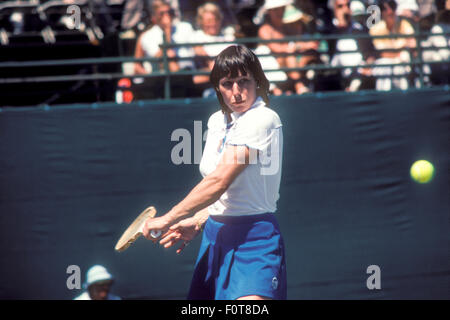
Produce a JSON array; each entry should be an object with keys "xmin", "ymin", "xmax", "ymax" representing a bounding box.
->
[
  {"xmin": 221, "ymin": 81, "xmax": 233, "ymax": 88},
  {"xmin": 238, "ymin": 79, "xmax": 249, "ymax": 87}
]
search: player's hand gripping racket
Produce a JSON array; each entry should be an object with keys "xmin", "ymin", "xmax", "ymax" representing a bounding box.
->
[{"xmin": 115, "ymin": 206, "xmax": 162, "ymax": 252}]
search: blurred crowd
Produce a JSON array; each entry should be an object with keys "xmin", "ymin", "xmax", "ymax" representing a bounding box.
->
[
  {"xmin": 124, "ymin": 0, "xmax": 449, "ymax": 100},
  {"xmin": 0, "ymin": 0, "xmax": 449, "ymax": 103}
]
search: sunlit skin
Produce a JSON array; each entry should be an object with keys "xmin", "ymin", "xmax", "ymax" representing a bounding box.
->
[
  {"xmin": 201, "ymin": 11, "xmax": 221, "ymax": 36},
  {"xmin": 217, "ymin": 72, "xmax": 258, "ymax": 114},
  {"xmin": 334, "ymin": 0, "xmax": 351, "ymax": 27}
]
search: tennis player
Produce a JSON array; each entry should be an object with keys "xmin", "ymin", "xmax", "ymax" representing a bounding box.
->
[{"xmin": 143, "ymin": 45, "xmax": 286, "ymax": 300}]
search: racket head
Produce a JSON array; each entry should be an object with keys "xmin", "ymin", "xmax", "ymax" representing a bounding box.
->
[{"xmin": 115, "ymin": 206, "xmax": 157, "ymax": 252}]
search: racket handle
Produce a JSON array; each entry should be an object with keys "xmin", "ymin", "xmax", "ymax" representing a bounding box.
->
[{"xmin": 150, "ymin": 230, "xmax": 162, "ymax": 239}]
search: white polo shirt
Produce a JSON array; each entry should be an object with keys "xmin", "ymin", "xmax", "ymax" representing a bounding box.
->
[{"xmin": 199, "ymin": 97, "xmax": 283, "ymax": 216}]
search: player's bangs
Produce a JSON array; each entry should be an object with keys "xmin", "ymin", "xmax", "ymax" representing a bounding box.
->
[{"xmin": 211, "ymin": 49, "xmax": 250, "ymax": 84}]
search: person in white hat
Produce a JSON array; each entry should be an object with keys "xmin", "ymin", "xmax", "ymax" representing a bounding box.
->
[
  {"xmin": 258, "ymin": 0, "xmax": 313, "ymax": 94},
  {"xmin": 369, "ymin": 0, "xmax": 416, "ymax": 91},
  {"xmin": 396, "ymin": 0, "xmax": 420, "ymax": 23},
  {"xmin": 74, "ymin": 265, "xmax": 121, "ymax": 300},
  {"xmin": 281, "ymin": 4, "xmax": 321, "ymax": 94}
]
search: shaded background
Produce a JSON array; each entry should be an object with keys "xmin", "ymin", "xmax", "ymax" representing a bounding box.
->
[{"xmin": 0, "ymin": 88, "xmax": 449, "ymax": 299}]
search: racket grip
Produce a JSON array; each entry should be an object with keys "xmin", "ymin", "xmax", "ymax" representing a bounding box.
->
[{"xmin": 150, "ymin": 230, "xmax": 162, "ymax": 239}]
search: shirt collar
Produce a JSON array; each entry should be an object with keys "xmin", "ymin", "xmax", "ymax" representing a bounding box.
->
[{"xmin": 225, "ymin": 96, "xmax": 265, "ymax": 127}]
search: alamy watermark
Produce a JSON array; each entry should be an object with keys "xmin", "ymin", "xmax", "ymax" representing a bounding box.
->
[
  {"xmin": 66, "ymin": 264, "xmax": 81, "ymax": 290},
  {"xmin": 66, "ymin": 264, "xmax": 381, "ymax": 291},
  {"xmin": 366, "ymin": 265, "xmax": 381, "ymax": 290},
  {"xmin": 66, "ymin": 5, "xmax": 81, "ymax": 30},
  {"xmin": 170, "ymin": 121, "xmax": 281, "ymax": 176},
  {"xmin": 366, "ymin": 5, "xmax": 382, "ymax": 29}
]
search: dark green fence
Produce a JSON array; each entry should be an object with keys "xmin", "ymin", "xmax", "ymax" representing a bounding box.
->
[{"xmin": 0, "ymin": 88, "xmax": 449, "ymax": 299}]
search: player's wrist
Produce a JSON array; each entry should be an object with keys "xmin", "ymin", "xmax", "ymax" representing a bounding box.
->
[
  {"xmin": 195, "ymin": 218, "xmax": 204, "ymax": 232},
  {"xmin": 166, "ymin": 205, "xmax": 188, "ymax": 225},
  {"xmin": 194, "ymin": 209, "xmax": 209, "ymax": 232}
]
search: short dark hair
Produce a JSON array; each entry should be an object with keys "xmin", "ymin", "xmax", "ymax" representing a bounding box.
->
[
  {"xmin": 210, "ymin": 45, "xmax": 270, "ymax": 114},
  {"xmin": 380, "ymin": 0, "xmax": 397, "ymax": 13}
]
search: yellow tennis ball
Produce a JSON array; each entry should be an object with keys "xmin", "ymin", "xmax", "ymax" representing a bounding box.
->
[{"xmin": 410, "ymin": 160, "xmax": 435, "ymax": 184}]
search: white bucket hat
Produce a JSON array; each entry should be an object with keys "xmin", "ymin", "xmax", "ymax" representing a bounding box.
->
[
  {"xmin": 84, "ymin": 265, "xmax": 113, "ymax": 288},
  {"xmin": 282, "ymin": 4, "xmax": 313, "ymax": 24},
  {"xmin": 350, "ymin": 1, "xmax": 366, "ymax": 16},
  {"xmin": 264, "ymin": 0, "xmax": 293, "ymax": 10},
  {"xmin": 396, "ymin": 0, "xmax": 419, "ymax": 14}
]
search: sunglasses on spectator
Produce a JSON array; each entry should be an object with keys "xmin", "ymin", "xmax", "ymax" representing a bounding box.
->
[{"xmin": 156, "ymin": 9, "xmax": 174, "ymax": 17}]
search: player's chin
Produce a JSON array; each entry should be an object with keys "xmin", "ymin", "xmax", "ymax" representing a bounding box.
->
[{"xmin": 229, "ymin": 102, "xmax": 251, "ymax": 113}]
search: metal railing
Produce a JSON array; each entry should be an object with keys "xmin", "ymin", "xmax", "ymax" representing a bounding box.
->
[{"xmin": 0, "ymin": 30, "xmax": 449, "ymax": 100}]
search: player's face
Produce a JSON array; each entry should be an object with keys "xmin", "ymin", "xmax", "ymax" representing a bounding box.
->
[{"xmin": 218, "ymin": 72, "xmax": 257, "ymax": 113}]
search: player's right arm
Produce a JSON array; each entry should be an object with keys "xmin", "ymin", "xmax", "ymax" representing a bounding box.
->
[{"xmin": 142, "ymin": 145, "xmax": 250, "ymax": 240}]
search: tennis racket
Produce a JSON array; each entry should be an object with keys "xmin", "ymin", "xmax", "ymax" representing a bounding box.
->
[{"xmin": 115, "ymin": 206, "xmax": 162, "ymax": 252}]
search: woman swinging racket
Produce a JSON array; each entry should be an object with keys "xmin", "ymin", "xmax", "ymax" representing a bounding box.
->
[{"xmin": 143, "ymin": 45, "xmax": 286, "ymax": 300}]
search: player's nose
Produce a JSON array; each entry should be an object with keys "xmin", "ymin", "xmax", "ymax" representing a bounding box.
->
[{"xmin": 232, "ymin": 82, "xmax": 240, "ymax": 95}]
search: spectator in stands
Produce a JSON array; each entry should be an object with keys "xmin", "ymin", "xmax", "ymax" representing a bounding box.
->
[
  {"xmin": 414, "ymin": 0, "xmax": 438, "ymax": 31},
  {"xmin": 369, "ymin": 0, "xmax": 416, "ymax": 91},
  {"xmin": 327, "ymin": 0, "xmax": 377, "ymax": 91},
  {"xmin": 134, "ymin": 0, "xmax": 193, "ymax": 74},
  {"xmin": 282, "ymin": 4, "xmax": 322, "ymax": 93},
  {"xmin": 258, "ymin": 0, "xmax": 312, "ymax": 94},
  {"xmin": 133, "ymin": 0, "xmax": 197, "ymax": 98},
  {"xmin": 396, "ymin": 0, "xmax": 421, "ymax": 29},
  {"xmin": 420, "ymin": 0, "xmax": 450, "ymax": 85},
  {"xmin": 74, "ymin": 265, "xmax": 120, "ymax": 300},
  {"xmin": 120, "ymin": 0, "xmax": 180, "ymax": 32},
  {"xmin": 178, "ymin": 0, "xmax": 238, "ymax": 28},
  {"xmin": 189, "ymin": 2, "xmax": 236, "ymax": 96}
]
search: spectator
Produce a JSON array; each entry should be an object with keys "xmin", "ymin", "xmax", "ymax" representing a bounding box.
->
[
  {"xmin": 370, "ymin": 0, "xmax": 416, "ymax": 91},
  {"xmin": 120, "ymin": 0, "xmax": 180, "ymax": 32},
  {"xmin": 350, "ymin": 0, "xmax": 368, "ymax": 27},
  {"xmin": 258, "ymin": 0, "xmax": 311, "ymax": 94},
  {"xmin": 190, "ymin": 2, "xmax": 236, "ymax": 95},
  {"xmin": 179, "ymin": 0, "xmax": 238, "ymax": 28},
  {"xmin": 420, "ymin": 0, "xmax": 450, "ymax": 85},
  {"xmin": 133, "ymin": 0, "xmax": 197, "ymax": 98},
  {"xmin": 327, "ymin": 0, "xmax": 377, "ymax": 91},
  {"xmin": 414, "ymin": 0, "xmax": 438, "ymax": 31},
  {"xmin": 134, "ymin": 0, "xmax": 194, "ymax": 74},
  {"xmin": 74, "ymin": 265, "xmax": 120, "ymax": 300},
  {"xmin": 396, "ymin": 0, "xmax": 421, "ymax": 29},
  {"xmin": 282, "ymin": 4, "xmax": 323, "ymax": 93}
]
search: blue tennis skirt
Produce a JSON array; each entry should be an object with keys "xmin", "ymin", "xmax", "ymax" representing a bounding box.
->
[{"xmin": 187, "ymin": 213, "xmax": 287, "ymax": 300}]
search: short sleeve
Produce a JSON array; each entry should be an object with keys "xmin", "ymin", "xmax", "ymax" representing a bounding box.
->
[
  {"xmin": 226, "ymin": 107, "xmax": 282, "ymax": 152},
  {"xmin": 140, "ymin": 27, "xmax": 162, "ymax": 58},
  {"xmin": 400, "ymin": 19, "xmax": 414, "ymax": 35}
]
